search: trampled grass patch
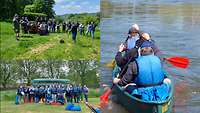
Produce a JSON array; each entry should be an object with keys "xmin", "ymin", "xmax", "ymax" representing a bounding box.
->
[{"xmin": 0, "ymin": 22, "xmax": 100, "ymax": 60}]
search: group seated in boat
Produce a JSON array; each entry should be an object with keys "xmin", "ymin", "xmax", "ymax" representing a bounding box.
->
[{"xmin": 113, "ymin": 26, "xmax": 171, "ymax": 101}]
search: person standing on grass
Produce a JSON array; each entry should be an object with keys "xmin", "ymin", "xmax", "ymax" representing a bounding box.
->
[
  {"xmin": 52, "ymin": 19, "xmax": 56, "ymax": 33},
  {"xmin": 20, "ymin": 17, "xmax": 27, "ymax": 34},
  {"xmin": 47, "ymin": 19, "xmax": 52, "ymax": 32},
  {"xmin": 24, "ymin": 17, "xmax": 29, "ymax": 34},
  {"xmin": 69, "ymin": 84, "xmax": 74, "ymax": 103},
  {"xmin": 91, "ymin": 22, "xmax": 96, "ymax": 40},
  {"xmin": 73, "ymin": 85, "xmax": 79, "ymax": 103},
  {"xmin": 86, "ymin": 22, "xmax": 92, "ymax": 37},
  {"xmin": 71, "ymin": 22, "xmax": 78, "ymax": 43},
  {"xmin": 66, "ymin": 21, "xmax": 72, "ymax": 35},
  {"xmin": 23, "ymin": 86, "xmax": 29, "ymax": 103},
  {"xmin": 83, "ymin": 85, "xmax": 89, "ymax": 102},
  {"xmin": 79, "ymin": 23, "xmax": 84, "ymax": 37},
  {"xmin": 65, "ymin": 84, "xmax": 71, "ymax": 103},
  {"xmin": 16, "ymin": 86, "xmax": 24, "ymax": 104},
  {"xmin": 29, "ymin": 86, "xmax": 34, "ymax": 103},
  {"xmin": 62, "ymin": 21, "xmax": 66, "ymax": 33},
  {"xmin": 13, "ymin": 14, "xmax": 20, "ymax": 40}
]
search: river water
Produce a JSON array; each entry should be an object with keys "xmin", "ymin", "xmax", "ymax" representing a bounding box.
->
[{"xmin": 100, "ymin": 0, "xmax": 200, "ymax": 113}]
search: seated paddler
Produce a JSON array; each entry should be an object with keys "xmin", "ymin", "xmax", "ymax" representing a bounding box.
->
[{"xmin": 113, "ymin": 40, "xmax": 171, "ymax": 101}]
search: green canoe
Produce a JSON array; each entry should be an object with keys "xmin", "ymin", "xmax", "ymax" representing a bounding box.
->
[{"xmin": 112, "ymin": 68, "xmax": 174, "ymax": 113}]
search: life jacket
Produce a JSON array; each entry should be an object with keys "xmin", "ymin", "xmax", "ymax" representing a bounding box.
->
[
  {"xmin": 73, "ymin": 87, "xmax": 78, "ymax": 93},
  {"xmin": 134, "ymin": 55, "xmax": 164, "ymax": 86},
  {"xmin": 29, "ymin": 88, "xmax": 34, "ymax": 94}
]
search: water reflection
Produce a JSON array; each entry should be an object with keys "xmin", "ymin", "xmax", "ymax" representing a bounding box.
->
[{"xmin": 100, "ymin": 0, "xmax": 200, "ymax": 113}]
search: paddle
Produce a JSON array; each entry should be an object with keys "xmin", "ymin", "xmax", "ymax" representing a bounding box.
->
[
  {"xmin": 100, "ymin": 88, "xmax": 112, "ymax": 108},
  {"xmin": 106, "ymin": 56, "xmax": 190, "ymax": 69},
  {"xmin": 163, "ymin": 57, "xmax": 189, "ymax": 69},
  {"xmin": 100, "ymin": 51, "xmax": 134, "ymax": 108},
  {"xmin": 84, "ymin": 102, "xmax": 98, "ymax": 113}
]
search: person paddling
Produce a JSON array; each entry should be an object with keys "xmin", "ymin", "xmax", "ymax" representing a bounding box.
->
[{"xmin": 113, "ymin": 40, "xmax": 170, "ymax": 101}]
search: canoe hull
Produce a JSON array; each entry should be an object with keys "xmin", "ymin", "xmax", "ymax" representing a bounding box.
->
[{"xmin": 112, "ymin": 80, "xmax": 174, "ymax": 113}]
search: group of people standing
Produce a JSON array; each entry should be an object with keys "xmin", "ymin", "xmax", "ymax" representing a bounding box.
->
[
  {"xmin": 15, "ymin": 84, "xmax": 89, "ymax": 105},
  {"xmin": 112, "ymin": 24, "xmax": 171, "ymax": 101},
  {"xmin": 13, "ymin": 14, "xmax": 97, "ymax": 43}
]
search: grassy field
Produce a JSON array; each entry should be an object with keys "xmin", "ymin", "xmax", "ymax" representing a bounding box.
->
[
  {"xmin": 0, "ymin": 22, "xmax": 100, "ymax": 60},
  {"xmin": 0, "ymin": 89, "xmax": 100, "ymax": 113}
]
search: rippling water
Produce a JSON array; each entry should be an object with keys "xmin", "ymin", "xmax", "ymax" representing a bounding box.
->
[{"xmin": 100, "ymin": 0, "xmax": 200, "ymax": 113}]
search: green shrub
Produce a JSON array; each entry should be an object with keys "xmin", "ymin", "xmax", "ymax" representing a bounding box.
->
[
  {"xmin": 23, "ymin": 12, "xmax": 47, "ymax": 21},
  {"xmin": 24, "ymin": 5, "xmax": 35, "ymax": 13}
]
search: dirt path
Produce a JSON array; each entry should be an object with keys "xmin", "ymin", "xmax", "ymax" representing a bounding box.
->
[
  {"xmin": 19, "ymin": 42, "xmax": 56, "ymax": 59},
  {"xmin": 30, "ymin": 43, "xmax": 56, "ymax": 54},
  {"xmin": 18, "ymin": 37, "xmax": 59, "ymax": 59}
]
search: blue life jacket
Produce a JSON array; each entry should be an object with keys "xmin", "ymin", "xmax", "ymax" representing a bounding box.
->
[
  {"xmin": 134, "ymin": 55, "xmax": 164, "ymax": 86},
  {"xmin": 29, "ymin": 89, "xmax": 34, "ymax": 94},
  {"xmin": 57, "ymin": 88, "xmax": 64, "ymax": 93},
  {"xmin": 73, "ymin": 87, "xmax": 78, "ymax": 93},
  {"xmin": 17, "ymin": 88, "xmax": 23, "ymax": 95},
  {"xmin": 51, "ymin": 88, "xmax": 57, "ymax": 94}
]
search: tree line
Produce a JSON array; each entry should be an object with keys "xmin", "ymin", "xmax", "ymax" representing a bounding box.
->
[
  {"xmin": 0, "ymin": 60, "xmax": 100, "ymax": 89},
  {"xmin": 0, "ymin": 0, "xmax": 55, "ymax": 21}
]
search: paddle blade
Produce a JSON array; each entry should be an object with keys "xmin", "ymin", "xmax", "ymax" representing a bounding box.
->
[
  {"xmin": 105, "ymin": 60, "xmax": 116, "ymax": 69},
  {"xmin": 165, "ymin": 57, "xmax": 190, "ymax": 68},
  {"xmin": 100, "ymin": 88, "xmax": 112, "ymax": 108}
]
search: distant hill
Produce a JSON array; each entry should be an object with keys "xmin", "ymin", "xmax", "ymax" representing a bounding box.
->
[
  {"xmin": 55, "ymin": 12, "xmax": 100, "ymax": 25},
  {"xmin": 57, "ymin": 12, "xmax": 100, "ymax": 19}
]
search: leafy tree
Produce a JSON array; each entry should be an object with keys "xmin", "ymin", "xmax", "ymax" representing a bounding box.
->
[
  {"xmin": 67, "ymin": 61, "xmax": 99, "ymax": 87},
  {"xmin": 33, "ymin": 0, "xmax": 55, "ymax": 17},
  {"xmin": 0, "ymin": 61, "xmax": 17, "ymax": 88},
  {"xmin": 0, "ymin": 0, "xmax": 34, "ymax": 20},
  {"xmin": 16, "ymin": 60, "xmax": 38, "ymax": 85},
  {"xmin": 24, "ymin": 4, "xmax": 35, "ymax": 13}
]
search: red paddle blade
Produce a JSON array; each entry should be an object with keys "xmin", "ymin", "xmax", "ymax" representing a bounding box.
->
[
  {"xmin": 100, "ymin": 88, "xmax": 112, "ymax": 108},
  {"xmin": 165, "ymin": 57, "xmax": 189, "ymax": 68}
]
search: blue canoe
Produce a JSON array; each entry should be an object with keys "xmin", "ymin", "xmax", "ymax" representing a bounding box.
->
[{"xmin": 112, "ymin": 67, "xmax": 174, "ymax": 113}]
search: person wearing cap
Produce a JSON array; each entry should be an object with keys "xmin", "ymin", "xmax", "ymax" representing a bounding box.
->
[
  {"xmin": 113, "ymin": 40, "xmax": 169, "ymax": 101},
  {"xmin": 13, "ymin": 14, "xmax": 20, "ymax": 40},
  {"xmin": 125, "ymin": 24, "xmax": 140, "ymax": 50}
]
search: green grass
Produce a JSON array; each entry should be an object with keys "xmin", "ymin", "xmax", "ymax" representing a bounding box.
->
[
  {"xmin": 0, "ymin": 90, "xmax": 100, "ymax": 113},
  {"xmin": 0, "ymin": 22, "xmax": 100, "ymax": 60}
]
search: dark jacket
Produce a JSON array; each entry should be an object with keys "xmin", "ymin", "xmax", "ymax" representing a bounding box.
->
[
  {"xmin": 115, "ymin": 38, "xmax": 145, "ymax": 74},
  {"xmin": 115, "ymin": 38, "xmax": 161, "ymax": 74},
  {"xmin": 118, "ymin": 62, "xmax": 137, "ymax": 86}
]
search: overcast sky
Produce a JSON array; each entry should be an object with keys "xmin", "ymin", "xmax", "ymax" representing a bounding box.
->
[{"xmin": 53, "ymin": 0, "xmax": 100, "ymax": 15}]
